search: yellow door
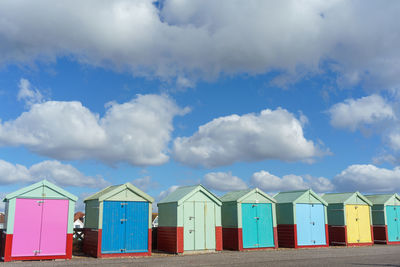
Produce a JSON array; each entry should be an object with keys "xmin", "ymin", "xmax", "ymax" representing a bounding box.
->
[
  {"xmin": 357, "ymin": 205, "xmax": 372, "ymax": 242},
  {"xmin": 346, "ymin": 205, "xmax": 360, "ymax": 243}
]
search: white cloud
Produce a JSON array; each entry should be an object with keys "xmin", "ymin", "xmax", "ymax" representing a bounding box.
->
[
  {"xmin": 0, "ymin": 159, "xmax": 109, "ymax": 188},
  {"xmin": 157, "ymin": 185, "xmax": 179, "ymax": 202},
  {"xmin": 0, "ymin": 93, "xmax": 187, "ymax": 166},
  {"xmin": 173, "ymin": 108, "xmax": 324, "ymax": 168},
  {"xmin": 132, "ymin": 176, "xmax": 159, "ymax": 192},
  {"xmin": 202, "ymin": 172, "xmax": 247, "ymax": 192},
  {"xmin": 17, "ymin": 78, "xmax": 44, "ymax": 107},
  {"xmin": 334, "ymin": 164, "xmax": 400, "ymax": 193},
  {"xmin": 251, "ymin": 170, "xmax": 334, "ymax": 193},
  {"xmin": 328, "ymin": 94, "xmax": 395, "ymax": 131},
  {"xmin": 388, "ymin": 132, "xmax": 400, "ymax": 151},
  {"xmin": 0, "ymin": 1, "xmax": 399, "ymax": 89}
]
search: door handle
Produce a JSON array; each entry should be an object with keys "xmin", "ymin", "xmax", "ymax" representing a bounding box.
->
[
  {"xmin": 254, "ymin": 217, "xmax": 259, "ymax": 220},
  {"xmin": 189, "ymin": 230, "xmax": 195, "ymax": 233},
  {"xmin": 189, "ymin": 216, "xmax": 195, "ymax": 220}
]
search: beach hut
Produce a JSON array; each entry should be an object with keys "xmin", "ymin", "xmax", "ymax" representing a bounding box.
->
[
  {"xmin": 1, "ymin": 180, "xmax": 77, "ymax": 262},
  {"xmin": 221, "ymin": 188, "xmax": 277, "ymax": 250},
  {"xmin": 322, "ymin": 192, "xmax": 373, "ymax": 246},
  {"xmin": 82, "ymin": 183, "xmax": 154, "ymax": 258},
  {"xmin": 365, "ymin": 193, "xmax": 400, "ymax": 245},
  {"xmin": 157, "ymin": 185, "xmax": 222, "ymax": 253},
  {"xmin": 274, "ymin": 189, "xmax": 329, "ymax": 248}
]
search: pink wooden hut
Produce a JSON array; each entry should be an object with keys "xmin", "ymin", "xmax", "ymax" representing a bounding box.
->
[{"xmin": 1, "ymin": 180, "xmax": 77, "ymax": 262}]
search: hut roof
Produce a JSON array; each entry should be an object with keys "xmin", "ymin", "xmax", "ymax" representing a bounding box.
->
[
  {"xmin": 321, "ymin": 191, "xmax": 372, "ymax": 206},
  {"xmin": 3, "ymin": 180, "xmax": 78, "ymax": 202},
  {"xmin": 220, "ymin": 188, "xmax": 276, "ymax": 203},
  {"xmin": 84, "ymin": 182, "xmax": 154, "ymax": 203},
  {"xmin": 273, "ymin": 189, "xmax": 328, "ymax": 206},
  {"xmin": 365, "ymin": 193, "xmax": 400, "ymax": 205},
  {"xmin": 158, "ymin": 184, "xmax": 221, "ymax": 206}
]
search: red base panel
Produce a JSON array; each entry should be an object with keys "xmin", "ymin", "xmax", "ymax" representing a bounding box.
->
[
  {"xmin": 157, "ymin": 227, "xmax": 184, "ymax": 253},
  {"xmin": 215, "ymin": 226, "xmax": 222, "ymax": 251},
  {"xmin": 347, "ymin": 242, "xmax": 374, "ymax": 247},
  {"xmin": 223, "ymin": 227, "xmax": 278, "ymax": 251},
  {"xmin": 2, "ymin": 233, "xmax": 73, "ymax": 262},
  {"xmin": 277, "ymin": 224, "xmax": 297, "ymax": 248},
  {"xmin": 328, "ymin": 225, "xmax": 347, "ymax": 246},
  {"xmin": 373, "ymin": 225, "xmax": 388, "ymax": 244},
  {"xmin": 82, "ymin": 228, "xmax": 151, "ymax": 258}
]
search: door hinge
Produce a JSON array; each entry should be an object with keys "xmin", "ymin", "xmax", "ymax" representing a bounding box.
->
[
  {"xmin": 121, "ymin": 203, "xmax": 128, "ymax": 206},
  {"xmin": 189, "ymin": 216, "xmax": 195, "ymax": 220},
  {"xmin": 310, "ymin": 221, "xmax": 315, "ymax": 225},
  {"xmin": 120, "ymin": 219, "xmax": 127, "ymax": 222},
  {"xmin": 33, "ymin": 250, "xmax": 41, "ymax": 254},
  {"xmin": 189, "ymin": 229, "xmax": 195, "ymax": 233},
  {"xmin": 254, "ymin": 217, "xmax": 259, "ymax": 220},
  {"xmin": 252, "ymin": 204, "xmax": 258, "ymax": 207}
]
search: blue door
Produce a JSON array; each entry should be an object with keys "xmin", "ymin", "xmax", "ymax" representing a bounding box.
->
[
  {"xmin": 102, "ymin": 201, "xmax": 148, "ymax": 253},
  {"xmin": 296, "ymin": 204, "xmax": 326, "ymax": 246},
  {"xmin": 242, "ymin": 203, "xmax": 274, "ymax": 248},
  {"xmin": 310, "ymin": 204, "xmax": 326, "ymax": 245},
  {"xmin": 296, "ymin": 204, "xmax": 312, "ymax": 246},
  {"xmin": 386, "ymin": 206, "xmax": 400, "ymax": 242},
  {"xmin": 102, "ymin": 201, "xmax": 126, "ymax": 253},
  {"xmin": 125, "ymin": 202, "xmax": 148, "ymax": 252}
]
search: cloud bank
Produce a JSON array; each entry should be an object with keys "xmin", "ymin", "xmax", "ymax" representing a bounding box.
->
[{"xmin": 0, "ymin": 1, "xmax": 399, "ymax": 89}]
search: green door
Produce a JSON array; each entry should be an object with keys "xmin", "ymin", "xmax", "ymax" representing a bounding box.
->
[
  {"xmin": 183, "ymin": 202, "xmax": 195, "ymax": 251},
  {"xmin": 183, "ymin": 201, "xmax": 216, "ymax": 251}
]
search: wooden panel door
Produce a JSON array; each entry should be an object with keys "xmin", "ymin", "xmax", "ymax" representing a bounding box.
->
[
  {"xmin": 257, "ymin": 203, "xmax": 275, "ymax": 248},
  {"xmin": 183, "ymin": 202, "xmax": 195, "ymax": 251},
  {"xmin": 346, "ymin": 205, "xmax": 360, "ymax": 243},
  {"xmin": 101, "ymin": 201, "xmax": 126, "ymax": 253},
  {"xmin": 358, "ymin": 205, "xmax": 372, "ymax": 243},
  {"xmin": 296, "ymin": 204, "xmax": 312, "ymax": 246},
  {"xmin": 204, "ymin": 202, "xmax": 216, "ymax": 250},
  {"xmin": 11, "ymin": 199, "xmax": 42, "ymax": 257},
  {"xmin": 310, "ymin": 204, "xmax": 326, "ymax": 245},
  {"xmin": 242, "ymin": 203, "xmax": 258, "ymax": 248},
  {"xmin": 125, "ymin": 202, "xmax": 148, "ymax": 252},
  {"xmin": 39, "ymin": 199, "xmax": 69, "ymax": 255}
]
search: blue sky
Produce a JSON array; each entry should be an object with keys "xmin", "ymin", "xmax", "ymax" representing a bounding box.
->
[{"xmin": 0, "ymin": 1, "xmax": 400, "ymax": 211}]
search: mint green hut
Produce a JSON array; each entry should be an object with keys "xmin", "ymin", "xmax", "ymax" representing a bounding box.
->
[
  {"xmin": 157, "ymin": 185, "xmax": 222, "ymax": 253},
  {"xmin": 1, "ymin": 180, "xmax": 77, "ymax": 262},
  {"xmin": 221, "ymin": 188, "xmax": 277, "ymax": 250},
  {"xmin": 274, "ymin": 189, "xmax": 329, "ymax": 248},
  {"xmin": 365, "ymin": 193, "xmax": 400, "ymax": 245},
  {"xmin": 82, "ymin": 182, "xmax": 154, "ymax": 258}
]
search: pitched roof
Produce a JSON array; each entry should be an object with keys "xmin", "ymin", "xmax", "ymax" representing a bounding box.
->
[
  {"xmin": 84, "ymin": 182, "xmax": 154, "ymax": 203},
  {"xmin": 273, "ymin": 189, "xmax": 327, "ymax": 206},
  {"xmin": 158, "ymin": 185, "xmax": 221, "ymax": 206},
  {"xmin": 365, "ymin": 193, "xmax": 400, "ymax": 205},
  {"xmin": 321, "ymin": 192, "xmax": 372, "ymax": 206},
  {"xmin": 3, "ymin": 180, "xmax": 78, "ymax": 202},
  {"xmin": 220, "ymin": 188, "xmax": 276, "ymax": 203}
]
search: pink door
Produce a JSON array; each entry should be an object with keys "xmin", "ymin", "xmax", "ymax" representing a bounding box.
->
[
  {"xmin": 11, "ymin": 198, "xmax": 69, "ymax": 257},
  {"xmin": 12, "ymin": 199, "xmax": 43, "ymax": 257},
  {"xmin": 39, "ymin": 199, "xmax": 69, "ymax": 256}
]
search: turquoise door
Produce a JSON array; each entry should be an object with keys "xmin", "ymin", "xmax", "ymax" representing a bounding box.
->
[
  {"xmin": 296, "ymin": 204, "xmax": 326, "ymax": 246},
  {"xmin": 242, "ymin": 203, "xmax": 274, "ymax": 248},
  {"xmin": 386, "ymin": 206, "xmax": 400, "ymax": 242}
]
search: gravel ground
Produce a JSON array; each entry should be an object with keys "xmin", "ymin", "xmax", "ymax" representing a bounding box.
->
[{"xmin": 1, "ymin": 245, "xmax": 400, "ymax": 267}]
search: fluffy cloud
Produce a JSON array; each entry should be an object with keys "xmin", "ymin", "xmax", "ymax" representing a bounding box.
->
[
  {"xmin": 251, "ymin": 170, "xmax": 334, "ymax": 193},
  {"xmin": 0, "ymin": 1, "xmax": 399, "ymax": 89},
  {"xmin": 334, "ymin": 164, "xmax": 400, "ymax": 193},
  {"xmin": 202, "ymin": 172, "xmax": 247, "ymax": 192},
  {"xmin": 132, "ymin": 176, "xmax": 159, "ymax": 192},
  {"xmin": 0, "ymin": 93, "xmax": 187, "ymax": 166},
  {"xmin": 17, "ymin": 78, "xmax": 44, "ymax": 107},
  {"xmin": 0, "ymin": 159, "xmax": 109, "ymax": 188},
  {"xmin": 328, "ymin": 94, "xmax": 395, "ymax": 131},
  {"xmin": 173, "ymin": 108, "xmax": 323, "ymax": 168},
  {"xmin": 157, "ymin": 185, "xmax": 179, "ymax": 202}
]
